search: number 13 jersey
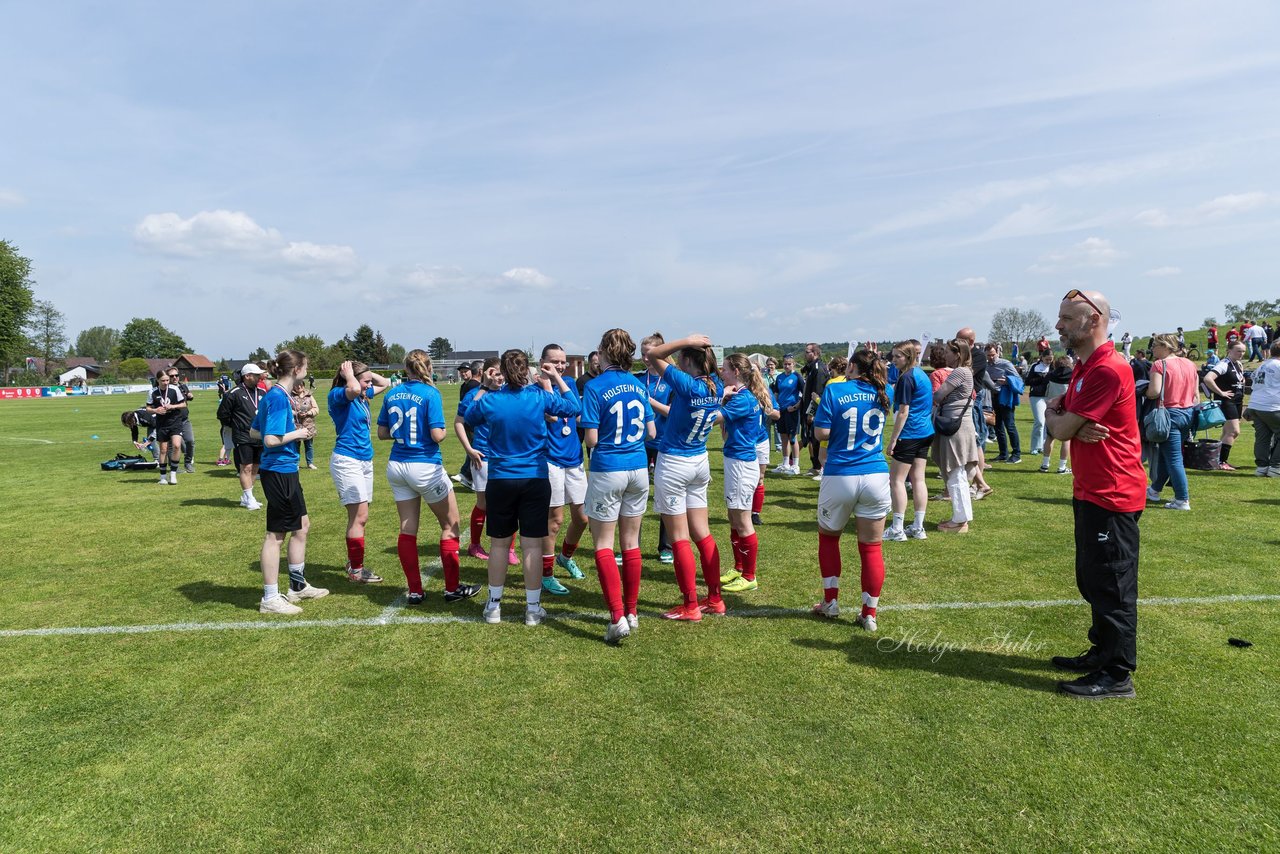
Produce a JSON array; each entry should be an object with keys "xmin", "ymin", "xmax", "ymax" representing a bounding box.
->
[
  {"xmin": 581, "ymin": 367, "xmax": 655, "ymax": 473},
  {"xmin": 814, "ymin": 379, "xmax": 889, "ymax": 475}
]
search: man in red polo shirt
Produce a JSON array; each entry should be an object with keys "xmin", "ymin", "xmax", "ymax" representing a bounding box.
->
[{"xmin": 1045, "ymin": 289, "xmax": 1146, "ymax": 699}]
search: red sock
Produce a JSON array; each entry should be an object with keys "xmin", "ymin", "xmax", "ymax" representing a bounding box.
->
[
  {"xmin": 858, "ymin": 540, "xmax": 885, "ymax": 616},
  {"xmin": 594, "ymin": 548, "xmax": 623, "ymax": 621},
  {"xmin": 542, "ymin": 554, "xmax": 555, "ymax": 578},
  {"xmin": 695, "ymin": 535, "xmax": 721, "ymax": 600},
  {"xmin": 397, "ymin": 534, "xmax": 422, "ymax": 595},
  {"xmin": 751, "ymin": 482, "xmax": 765, "ymax": 514},
  {"xmin": 346, "ymin": 536, "xmax": 365, "ymax": 569},
  {"xmin": 621, "ymin": 548, "xmax": 642, "ymax": 616},
  {"xmin": 469, "ymin": 508, "xmax": 485, "ymax": 545},
  {"xmin": 739, "ymin": 532, "xmax": 759, "ymax": 582},
  {"xmin": 730, "ymin": 530, "xmax": 743, "ymax": 570},
  {"xmin": 672, "ymin": 540, "xmax": 698, "ymax": 606},
  {"xmin": 560, "ymin": 540, "xmax": 578, "ymax": 559},
  {"xmin": 819, "ymin": 532, "xmax": 842, "ymax": 602},
  {"xmin": 440, "ymin": 537, "xmax": 460, "ymax": 591}
]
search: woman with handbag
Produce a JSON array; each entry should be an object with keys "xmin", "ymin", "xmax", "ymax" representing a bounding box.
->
[
  {"xmin": 1202, "ymin": 341, "xmax": 1246, "ymax": 471},
  {"xmin": 1145, "ymin": 334, "xmax": 1198, "ymax": 510},
  {"xmin": 931, "ymin": 339, "xmax": 979, "ymax": 532}
]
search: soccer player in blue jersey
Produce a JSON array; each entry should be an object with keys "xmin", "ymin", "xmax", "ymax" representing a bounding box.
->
[
  {"xmin": 538, "ymin": 343, "xmax": 589, "ymax": 595},
  {"xmin": 772, "ymin": 355, "xmax": 802, "ymax": 474},
  {"xmin": 376, "ymin": 349, "xmax": 481, "ymax": 606},
  {"xmin": 884, "ymin": 340, "xmax": 936, "ymax": 542},
  {"xmin": 582, "ymin": 328, "xmax": 656, "ymax": 643},
  {"xmin": 638, "ymin": 332, "xmax": 675, "ymax": 563},
  {"xmin": 328, "ymin": 360, "xmax": 391, "ymax": 584},
  {"xmin": 464, "ymin": 349, "xmax": 580, "ymax": 627},
  {"xmin": 454, "ymin": 357, "xmax": 509, "ymax": 564},
  {"xmin": 718, "ymin": 353, "xmax": 775, "ymax": 593},
  {"xmin": 644, "ymin": 333, "xmax": 725, "ymax": 621},
  {"xmin": 250, "ymin": 350, "xmax": 328, "ymax": 615},
  {"xmin": 811, "ymin": 348, "xmax": 891, "ymax": 632}
]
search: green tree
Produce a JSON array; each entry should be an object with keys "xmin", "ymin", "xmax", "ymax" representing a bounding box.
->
[
  {"xmin": 0, "ymin": 240, "xmax": 36, "ymax": 375},
  {"xmin": 248, "ymin": 347, "xmax": 271, "ymax": 363},
  {"xmin": 386, "ymin": 343, "xmax": 406, "ymax": 365},
  {"xmin": 117, "ymin": 357, "xmax": 150, "ymax": 379},
  {"xmin": 25, "ymin": 299, "xmax": 68, "ymax": 377},
  {"xmin": 988, "ymin": 308, "xmax": 1050, "ymax": 353},
  {"xmin": 74, "ymin": 325, "xmax": 120, "ymax": 363},
  {"xmin": 372, "ymin": 331, "xmax": 390, "ymax": 364},
  {"xmin": 349, "ymin": 325, "xmax": 380, "ymax": 364},
  {"xmin": 1223, "ymin": 300, "xmax": 1280, "ymax": 323},
  {"xmin": 276, "ymin": 334, "xmax": 330, "ymax": 369},
  {"xmin": 428, "ymin": 336, "xmax": 453, "ymax": 360},
  {"xmin": 117, "ymin": 317, "xmax": 188, "ymax": 360}
]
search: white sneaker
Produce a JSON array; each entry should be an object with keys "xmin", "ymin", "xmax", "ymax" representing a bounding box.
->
[
  {"xmin": 882, "ymin": 527, "xmax": 907, "ymax": 542},
  {"xmin": 812, "ymin": 473, "xmax": 823, "ymax": 482},
  {"xmin": 811, "ymin": 599, "xmax": 840, "ymax": 619},
  {"xmin": 771, "ymin": 463, "xmax": 789, "ymax": 474},
  {"xmin": 525, "ymin": 603, "xmax": 547, "ymax": 626},
  {"xmin": 855, "ymin": 613, "xmax": 878, "ymax": 632},
  {"xmin": 905, "ymin": 525, "xmax": 928, "ymax": 540},
  {"xmin": 626, "ymin": 613, "xmax": 638, "ymax": 632},
  {"xmin": 1256, "ymin": 466, "xmax": 1270, "ymax": 477},
  {"xmin": 259, "ymin": 593, "xmax": 302, "ymax": 615},
  {"xmin": 245, "ymin": 499, "xmax": 262, "ymax": 510},
  {"xmin": 1164, "ymin": 500, "xmax": 1191, "ymax": 511},
  {"xmin": 1270, "ymin": 466, "xmax": 1280, "ymax": 478},
  {"xmin": 168, "ymin": 471, "xmax": 177, "ymax": 485},
  {"xmin": 285, "ymin": 583, "xmax": 329, "ymax": 603},
  {"xmin": 483, "ymin": 601, "xmax": 501, "ymax": 624},
  {"xmin": 605, "ymin": 616, "xmax": 631, "ymax": 644},
  {"xmin": 1146, "ymin": 487, "xmax": 1161, "ymax": 502},
  {"xmin": 158, "ymin": 474, "xmax": 168, "ymax": 484}
]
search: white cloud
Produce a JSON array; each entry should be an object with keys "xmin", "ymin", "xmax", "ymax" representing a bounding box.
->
[
  {"xmin": 392, "ymin": 264, "xmax": 554, "ymax": 296},
  {"xmin": 501, "ymin": 267, "xmax": 554, "ymax": 288},
  {"xmin": 1136, "ymin": 191, "xmax": 1271, "ymax": 228},
  {"xmin": 797, "ymin": 302, "xmax": 855, "ymax": 320},
  {"xmin": 0, "ymin": 189, "xmax": 25, "ymax": 206},
  {"xmin": 745, "ymin": 308, "xmax": 768, "ymax": 320},
  {"xmin": 1142, "ymin": 266, "xmax": 1182, "ymax": 277},
  {"xmin": 955, "ymin": 276, "xmax": 990, "ymax": 289},
  {"xmin": 1028, "ymin": 236, "xmax": 1122, "ymax": 273}
]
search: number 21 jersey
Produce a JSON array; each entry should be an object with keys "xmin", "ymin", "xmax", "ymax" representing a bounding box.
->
[{"xmin": 814, "ymin": 379, "xmax": 889, "ymax": 475}]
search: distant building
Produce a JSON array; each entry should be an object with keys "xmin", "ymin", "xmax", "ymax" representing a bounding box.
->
[{"xmin": 171, "ymin": 354, "xmax": 216, "ymax": 382}]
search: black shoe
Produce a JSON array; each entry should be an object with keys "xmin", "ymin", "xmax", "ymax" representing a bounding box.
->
[
  {"xmin": 1008, "ymin": 455, "xmax": 1022, "ymax": 464},
  {"xmin": 1051, "ymin": 649, "xmax": 1105, "ymax": 672},
  {"xmin": 406, "ymin": 592, "xmax": 426, "ymax": 606},
  {"xmin": 1057, "ymin": 671, "xmax": 1136, "ymax": 699},
  {"xmin": 994, "ymin": 456, "xmax": 1009, "ymax": 463},
  {"xmin": 751, "ymin": 512, "xmax": 763, "ymax": 526},
  {"xmin": 444, "ymin": 583, "xmax": 481, "ymax": 603}
]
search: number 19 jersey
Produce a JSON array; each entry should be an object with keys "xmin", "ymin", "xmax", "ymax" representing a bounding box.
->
[
  {"xmin": 376, "ymin": 380, "xmax": 446, "ymax": 464},
  {"xmin": 659, "ymin": 364, "xmax": 723, "ymax": 457},
  {"xmin": 814, "ymin": 379, "xmax": 889, "ymax": 475},
  {"xmin": 581, "ymin": 367, "xmax": 654, "ymax": 473}
]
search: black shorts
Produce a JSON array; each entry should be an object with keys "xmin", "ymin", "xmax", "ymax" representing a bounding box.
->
[
  {"xmin": 777, "ymin": 409, "xmax": 800, "ymax": 436},
  {"xmin": 485, "ymin": 477, "xmax": 552, "ymax": 539},
  {"xmin": 261, "ymin": 469, "xmax": 308, "ymax": 533},
  {"xmin": 890, "ymin": 435, "xmax": 933, "ymax": 464},
  {"xmin": 234, "ymin": 443, "xmax": 263, "ymax": 468},
  {"xmin": 1216, "ymin": 400, "xmax": 1241, "ymax": 421},
  {"xmin": 155, "ymin": 424, "xmax": 184, "ymax": 443}
]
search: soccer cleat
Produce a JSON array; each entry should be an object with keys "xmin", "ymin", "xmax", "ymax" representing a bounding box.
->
[
  {"xmin": 467, "ymin": 543, "xmax": 491, "ymax": 561},
  {"xmin": 1146, "ymin": 487, "xmax": 1161, "ymax": 502},
  {"xmin": 525, "ymin": 603, "xmax": 547, "ymax": 626},
  {"xmin": 168, "ymin": 470, "xmax": 177, "ymax": 484},
  {"xmin": 751, "ymin": 512, "xmax": 763, "ymax": 526},
  {"xmin": 720, "ymin": 568, "xmax": 742, "ymax": 584},
  {"xmin": 904, "ymin": 525, "xmax": 928, "ymax": 540},
  {"xmin": 855, "ymin": 613, "xmax": 878, "ymax": 632},
  {"xmin": 542, "ymin": 576, "xmax": 570, "ymax": 596},
  {"xmin": 1164, "ymin": 500, "xmax": 1191, "ymax": 511},
  {"xmin": 697, "ymin": 596, "xmax": 726, "ymax": 616},
  {"xmin": 882, "ymin": 527, "xmax": 907, "ymax": 542},
  {"xmin": 406, "ymin": 592, "xmax": 426, "ymax": 606},
  {"xmin": 483, "ymin": 601, "xmax": 501, "ymax": 624},
  {"xmin": 444, "ymin": 583, "xmax": 481, "ymax": 603},
  {"xmin": 286, "ymin": 583, "xmax": 329, "ymax": 603},
  {"xmin": 556, "ymin": 554, "xmax": 585, "ymax": 579},
  {"xmin": 508, "ymin": 548, "xmax": 519, "ymax": 567},
  {"xmin": 626, "ymin": 613, "xmax": 638, "ymax": 632},
  {"xmin": 346, "ymin": 565, "xmax": 383, "ymax": 584},
  {"xmin": 604, "ymin": 617, "xmax": 631, "ymax": 645},
  {"xmin": 722, "ymin": 576, "xmax": 758, "ymax": 593},
  {"xmin": 663, "ymin": 603, "xmax": 703, "ymax": 621},
  {"xmin": 259, "ymin": 594, "xmax": 303, "ymax": 615},
  {"xmin": 184, "ymin": 462, "xmax": 195, "ymax": 473},
  {"xmin": 811, "ymin": 600, "xmax": 839, "ymax": 619},
  {"xmin": 658, "ymin": 549, "xmax": 674, "ymax": 564}
]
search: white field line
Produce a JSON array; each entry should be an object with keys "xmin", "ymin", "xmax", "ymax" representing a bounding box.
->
[
  {"xmin": 375, "ymin": 532, "xmax": 469, "ymax": 622},
  {"xmin": 0, "ymin": 436, "xmax": 56, "ymax": 444},
  {"xmin": 2, "ymin": 593, "xmax": 1277, "ymax": 640}
]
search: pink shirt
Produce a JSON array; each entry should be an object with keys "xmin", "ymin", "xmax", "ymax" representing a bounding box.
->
[{"xmin": 1150, "ymin": 357, "xmax": 1198, "ymax": 408}]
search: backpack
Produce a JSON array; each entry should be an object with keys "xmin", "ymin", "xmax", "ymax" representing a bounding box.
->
[{"xmin": 101, "ymin": 453, "xmax": 158, "ymax": 471}]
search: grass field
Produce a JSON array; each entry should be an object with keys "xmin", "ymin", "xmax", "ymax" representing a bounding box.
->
[{"xmin": 1, "ymin": 389, "xmax": 1278, "ymax": 852}]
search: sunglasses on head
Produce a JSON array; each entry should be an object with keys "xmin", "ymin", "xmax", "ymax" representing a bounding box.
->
[{"xmin": 1063, "ymin": 289, "xmax": 1104, "ymax": 317}]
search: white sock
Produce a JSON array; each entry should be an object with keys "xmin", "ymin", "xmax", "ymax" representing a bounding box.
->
[
  {"xmin": 891, "ymin": 513, "xmax": 904, "ymax": 531},
  {"xmin": 912, "ymin": 510, "xmax": 926, "ymax": 529},
  {"xmin": 862, "ymin": 591, "xmax": 879, "ymax": 609},
  {"xmin": 1058, "ymin": 461, "xmax": 1068, "ymax": 471},
  {"xmin": 525, "ymin": 588, "xmax": 542, "ymax": 606},
  {"xmin": 488, "ymin": 585, "xmax": 503, "ymax": 604},
  {"xmin": 263, "ymin": 583, "xmax": 278, "ymax": 600},
  {"xmin": 242, "ymin": 488, "xmax": 253, "ymax": 501},
  {"xmin": 1042, "ymin": 455, "xmax": 1050, "ymax": 466}
]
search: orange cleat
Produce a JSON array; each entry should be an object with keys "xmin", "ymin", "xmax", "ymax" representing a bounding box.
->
[
  {"xmin": 697, "ymin": 596, "xmax": 726, "ymax": 616},
  {"xmin": 663, "ymin": 603, "xmax": 703, "ymax": 621}
]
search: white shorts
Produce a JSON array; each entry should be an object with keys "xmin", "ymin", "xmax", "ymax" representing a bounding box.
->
[
  {"xmin": 471, "ymin": 458, "xmax": 489, "ymax": 493},
  {"xmin": 817, "ymin": 473, "xmax": 891, "ymax": 531},
  {"xmin": 548, "ymin": 463, "xmax": 587, "ymax": 508},
  {"xmin": 724, "ymin": 457, "xmax": 761, "ymax": 510},
  {"xmin": 755, "ymin": 439, "xmax": 771, "ymax": 466},
  {"xmin": 653, "ymin": 452, "xmax": 711, "ymax": 515},
  {"xmin": 386, "ymin": 460, "xmax": 453, "ymax": 505},
  {"xmin": 330, "ymin": 453, "xmax": 374, "ymax": 505},
  {"xmin": 585, "ymin": 468, "xmax": 649, "ymax": 522}
]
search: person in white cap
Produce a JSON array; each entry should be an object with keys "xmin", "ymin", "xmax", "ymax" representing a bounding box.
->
[{"xmin": 217, "ymin": 364, "xmax": 268, "ymax": 509}]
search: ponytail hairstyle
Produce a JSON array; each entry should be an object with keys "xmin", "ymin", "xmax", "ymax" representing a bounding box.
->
[
  {"xmin": 892, "ymin": 339, "xmax": 921, "ymax": 367},
  {"xmin": 332, "ymin": 360, "xmax": 370, "ymax": 389},
  {"xmin": 499, "ymin": 348, "xmax": 529, "ymax": 388},
  {"xmin": 598, "ymin": 328, "xmax": 637, "ymax": 371},
  {"xmin": 725, "ymin": 353, "xmax": 772, "ymax": 412},
  {"xmin": 680, "ymin": 343, "xmax": 718, "ymax": 395},
  {"xmin": 404, "ymin": 349, "xmax": 433, "ymax": 383},
  {"xmin": 267, "ymin": 349, "xmax": 307, "ymax": 380},
  {"xmin": 640, "ymin": 331, "xmax": 665, "ymax": 353},
  {"xmin": 827, "ymin": 355, "xmax": 848, "ymax": 376},
  {"xmin": 849, "ymin": 348, "xmax": 890, "ymax": 411}
]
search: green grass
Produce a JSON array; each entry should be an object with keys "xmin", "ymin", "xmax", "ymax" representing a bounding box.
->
[{"xmin": 1, "ymin": 391, "xmax": 1277, "ymax": 852}]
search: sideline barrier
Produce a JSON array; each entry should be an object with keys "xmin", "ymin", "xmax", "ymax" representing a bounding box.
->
[{"xmin": 3, "ymin": 382, "xmax": 219, "ymax": 400}]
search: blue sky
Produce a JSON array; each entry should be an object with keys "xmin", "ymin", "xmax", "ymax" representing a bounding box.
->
[{"xmin": 3, "ymin": 1, "xmax": 1278, "ymax": 359}]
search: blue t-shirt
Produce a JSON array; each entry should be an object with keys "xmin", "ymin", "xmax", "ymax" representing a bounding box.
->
[
  {"xmin": 814, "ymin": 379, "xmax": 890, "ymax": 476},
  {"xmin": 659, "ymin": 364, "xmax": 722, "ymax": 457},
  {"xmin": 546, "ymin": 400, "xmax": 584, "ymax": 469},
  {"xmin": 721, "ymin": 388, "xmax": 763, "ymax": 462},
  {"xmin": 756, "ymin": 390, "xmax": 778, "ymax": 443},
  {"xmin": 581, "ymin": 368, "xmax": 654, "ymax": 473},
  {"xmin": 893, "ymin": 366, "xmax": 935, "ymax": 441},
  {"xmin": 254, "ymin": 386, "xmax": 299, "ymax": 473},
  {"xmin": 775, "ymin": 371, "xmax": 801, "ymax": 409},
  {"xmin": 465, "ymin": 384, "xmax": 580, "ymax": 479},
  {"xmin": 457, "ymin": 387, "xmax": 491, "ymax": 453},
  {"xmin": 327, "ymin": 385, "xmax": 375, "ymax": 461},
  {"xmin": 639, "ymin": 370, "xmax": 672, "ymax": 449},
  {"xmin": 376, "ymin": 380, "xmax": 446, "ymax": 464}
]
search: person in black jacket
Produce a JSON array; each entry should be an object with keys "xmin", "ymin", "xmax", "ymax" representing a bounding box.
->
[
  {"xmin": 1027, "ymin": 350, "xmax": 1054, "ymax": 454},
  {"xmin": 217, "ymin": 363, "xmax": 267, "ymax": 509},
  {"xmin": 121, "ymin": 407, "xmax": 157, "ymax": 459}
]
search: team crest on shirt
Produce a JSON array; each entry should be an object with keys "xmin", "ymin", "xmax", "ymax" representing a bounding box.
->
[{"xmin": 1076, "ymin": 379, "xmax": 1084, "ymax": 392}]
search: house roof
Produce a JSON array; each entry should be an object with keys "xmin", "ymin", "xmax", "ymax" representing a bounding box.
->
[
  {"xmin": 175, "ymin": 353, "xmax": 215, "ymax": 369},
  {"xmin": 32, "ymin": 356, "xmax": 102, "ymax": 373}
]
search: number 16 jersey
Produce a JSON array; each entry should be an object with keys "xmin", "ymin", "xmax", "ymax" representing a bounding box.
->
[
  {"xmin": 581, "ymin": 367, "xmax": 654, "ymax": 473},
  {"xmin": 814, "ymin": 379, "xmax": 889, "ymax": 475},
  {"xmin": 660, "ymin": 364, "xmax": 723, "ymax": 457}
]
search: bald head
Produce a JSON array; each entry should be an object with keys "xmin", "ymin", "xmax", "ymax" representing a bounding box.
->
[
  {"xmin": 1056, "ymin": 289, "xmax": 1111, "ymax": 353},
  {"xmin": 956, "ymin": 327, "xmax": 976, "ymax": 345}
]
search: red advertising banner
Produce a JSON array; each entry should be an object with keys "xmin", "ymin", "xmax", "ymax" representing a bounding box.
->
[{"xmin": 0, "ymin": 387, "xmax": 44, "ymax": 400}]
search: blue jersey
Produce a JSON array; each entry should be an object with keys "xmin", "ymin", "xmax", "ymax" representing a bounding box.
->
[
  {"xmin": 581, "ymin": 367, "xmax": 654, "ymax": 473},
  {"xmin": 660, "ymin": 364, "xmax": 723, "ymax": 457},
  {"xmin": 465, "ymin": 384, "xmax": 580, "ymax": 479},
  {"xmin": 546, "ymin": 397, "xmax": 584, "ymax": 469},
  {"xmin": 814, "ymin": 379, "xmax": 889, "ymax": 476},
  {"xmin": 254, "ymin": 386, "xmax": 299, "ymax": 473},
  {"xmin": 775, "ymin": 371, "xmax": 801, "ymax": 409},
  {"xmin": 327, "ymin": 386, "xmax": 374, "ymax": 461},
  {"xmin": 376, "ymin": 380, "xmax": 446, "ymax": 464},
  {"xmin": 638, "ymin": 370, "xmax": 672, "ymax": 449},
  {"xmin": 457, "ymin": 387, "xmax": 491, "ymax": 453},
  {"xmin": 721, "ymin": 388, "xmax": 763, "ymax": 462},
  {"xmin": 893, "ymin": 366, "xmax": 935, "ymax": 441},
  {"xmin": 756, "ymin": 390, "xmax": 778, "ymax": 443}
]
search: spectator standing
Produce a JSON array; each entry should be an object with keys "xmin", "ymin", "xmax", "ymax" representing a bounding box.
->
[
  {"xmin": 931, "ymin": 339, "xmax": 977, "ymax": 532},
  {"xmin": 290, "ymin": 380, "xmax": 319, "ymax": 470},
  {"xmin": 1040, "ymin": 356, "xmax": 1074, "ymax": 474},
  {"xmin": 217, "ymin": 364, "xmax": 267, "ymax": 509},
  {"xmin": 1244, "ymin": 341, "xmax": 1280, "ymax": 475},
  {"xmin": 985, "ymin": 343, "xmax": 1024, "ymax": 464},
  {"xmin": 800, "ymin": 342, "xmax": 831, "ymax": 475},
  {"xmin": 1145, "ymin": 334, "xmax": 1198, "ymax": 510},
  {"xmin": 1202, "ymin": 341, "xmax": 1246, "ymax": 470},
  {"xmin": 1026, "ymin": 350, "xmax": 1054, "ymax": 455},
  {"xmin": 1120, "ymin": 332, "xmax": 1132, "ymax": 359}
]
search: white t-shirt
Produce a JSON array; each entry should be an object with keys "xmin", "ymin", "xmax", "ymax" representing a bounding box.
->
[
  {"xmin": 1247, "ymin": 325, "xmax": 1267, "ymax": 341},
  {"xmin": 1249, "ymin": 359, "xmax": 1280, "ymax": 412}
]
